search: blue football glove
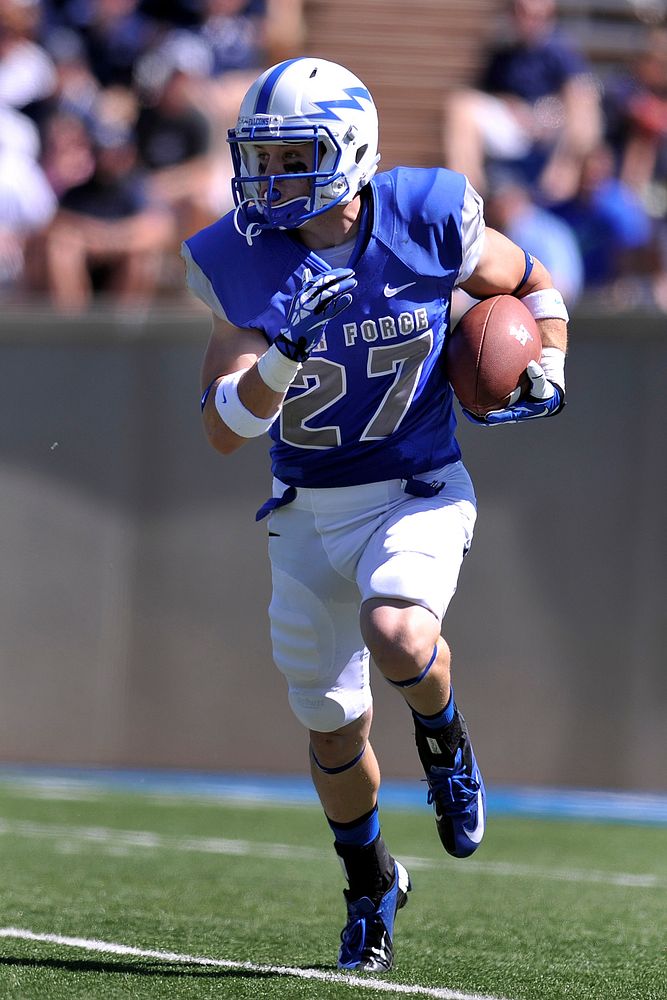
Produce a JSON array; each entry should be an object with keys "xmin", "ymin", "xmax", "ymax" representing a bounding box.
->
[
  {"xmin": 274, "ymin": 266, "xmax": 357, "ymax": 363},
  {"xmin": 462, "ymin": 360, "xmax": 565, "ymax": 426}
]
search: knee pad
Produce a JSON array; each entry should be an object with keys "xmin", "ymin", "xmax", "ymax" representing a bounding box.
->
[
  {"xmin": 288, "ymin": 687, "xmax": 371, "ymax": 733},
  {"xmin": 269, "ymin": 566, "xmax": 372, "ymax": 732}
]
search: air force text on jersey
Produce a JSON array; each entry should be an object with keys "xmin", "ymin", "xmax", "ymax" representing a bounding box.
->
[{"xmin": 313, "ymin": 307, "xmax": 431, "ymax": 351}]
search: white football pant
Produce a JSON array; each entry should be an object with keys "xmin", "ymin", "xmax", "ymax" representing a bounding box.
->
[{"xmin": 266, "ymin": 461, "xmax": 477, "ymax": 733}]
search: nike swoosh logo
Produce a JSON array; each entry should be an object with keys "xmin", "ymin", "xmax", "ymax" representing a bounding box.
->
[
  {"xmin": 383, "ymin": 281, "xmax": 416, "ymax": 298},
  {"xmin": 462, "ymin": 787, "xmax": 485, "ymax": 844}
]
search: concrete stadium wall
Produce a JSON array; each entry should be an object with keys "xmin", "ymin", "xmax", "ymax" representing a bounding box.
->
[{"xmin": 1, "ymin": 309, "xmax": 665, "ymax": 792}]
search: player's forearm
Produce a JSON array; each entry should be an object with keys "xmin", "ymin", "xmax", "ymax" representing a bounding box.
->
[
  {"xmin": 238, "ymin": 364, "xmax": 287, "ymax": 418},
  {"xmin": 202, "ymin": 366, "xmax": 285, "ymax": 456},
  {"xmin": 516, "ymin": 258, "xmax": 568, "ymax": 353},
  {"xmin": 535, "ymin": 317, "xmax": 567, "ymax": 355},
  {"xmin": 200, "ymin": 316, "xmax": 289, "ymax": 456},
  {"xmin": 202, "ymin": 389, "xmax": 244, "ymax": 455}
]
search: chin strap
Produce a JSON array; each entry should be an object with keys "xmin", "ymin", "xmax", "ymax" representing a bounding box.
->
[{"xmin": 233, "ymin": 200, "xmax": 263, "ymax": 246}]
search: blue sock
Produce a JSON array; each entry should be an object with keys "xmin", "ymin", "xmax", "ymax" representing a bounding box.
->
[
  {"xmin": 327, "ymin": 805, "xmax": 380, "ymax": 847},
  {"xmin": 412, "ymin": 687, "xmax": 456, "ymax": 731}
]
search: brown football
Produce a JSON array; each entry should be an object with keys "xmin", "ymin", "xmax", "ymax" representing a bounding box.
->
[{"xmin": 446, "ymin": 295, "xmax": 542, "ymax": 416}]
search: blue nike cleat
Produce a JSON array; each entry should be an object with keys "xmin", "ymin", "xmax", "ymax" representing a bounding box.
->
[
  {"xmin": 415, "ymin": 710, "xmax": 486, "ymax": 858},
  {"xmin": 338, "ymin": 860, "xmax": 411, "ymax": 972}
]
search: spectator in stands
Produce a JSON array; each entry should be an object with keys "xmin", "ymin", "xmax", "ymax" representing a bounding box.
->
[
  {"xmin": 443, "ymin": 0, "xmax": 602, "ymax": 202},
  {"xmin": 195, "ymin": 0, "xmax": 306, "ymax": 135},
  {"xmin": 0, "ymin": 0, "xmax": 56, "ymax": 112},
  {"xmin": 169, "ymin": 1, "xmax": 306, "ymax": 221},
  {"xmin": 40, "ymin": 110, "xmax": 96, "ymax": 197},
  {"xmin": 134, "ymin": 31, "xmax": 216, "ymax": 238},
  {"xmin": 0, "ymin": 106, "xmax": 57, "ymax": 291},
  {"xmin": 604, "ymin": 27, "xmax": 667, "ymax": 201},
  {"xmin": 550, "ymin": 142, "xmax": 654, "ymax": 293},
  {"xmin": 199, "ymin": 0, "xmax": 265, "ymax": 77},
  {"xmin": 263, "ymin": 0, "xmax": 306, "ymax": 66},
  {"xmin": 39, "ymin": 26, "xmax": 101, "ymax": 126},
  {"xmin": 138, "ymin": 0, "xmax": 202, "ymax": 29},
  {"xmin": 11, "ymin": 0, "xmax": 302, "ymax": 308},
  {"xmin": 50, "ymin": 0, "xmax": 159, "ymax": 88},
  {"xmin": 484, "ymin": 166, "xmax": 584, "ymax": 302},
  {"xmin": 41, "ymin": 90, "xmax": 173, "ymax": 313}
]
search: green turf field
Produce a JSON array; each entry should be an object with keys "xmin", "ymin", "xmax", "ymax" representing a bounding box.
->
[{"xmin": 0, "ymin": 780, "xmax": 664, "ymax": 1000}]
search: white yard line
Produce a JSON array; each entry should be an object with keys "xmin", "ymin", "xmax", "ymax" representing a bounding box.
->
[
  {"xmin": 0, "ymin": 926, "xmax": 515, "ymax": 1000},
  {"xmin": 0, "ymin": 816, "xmax": 663, "ymax": 889}
]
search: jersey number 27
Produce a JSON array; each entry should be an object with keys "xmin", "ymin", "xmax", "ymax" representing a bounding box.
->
[{"xmin": 280, "ymin": 331, "xmax": 432, "ymax": 449}]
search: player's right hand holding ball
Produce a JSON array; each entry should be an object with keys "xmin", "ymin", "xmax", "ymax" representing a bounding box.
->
[{"xmin": 463, "ymin": 361, "xmax": 565, "ymax": 425}]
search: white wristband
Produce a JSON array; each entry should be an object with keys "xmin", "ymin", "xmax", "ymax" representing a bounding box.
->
[
  {"xmin": 521, "ymin": 288, "xmax": 569, "ymax": 322},
  {"xmin": 257, "ymin": 343, "xmax": 302, "ymax": 393},
  {"xmin": 214, "ymin": 369, "xmax": 279, "ymax": 438},
  {"xmin": 539, "ymin": 347, "xmax": 566, "ymax": 391}
]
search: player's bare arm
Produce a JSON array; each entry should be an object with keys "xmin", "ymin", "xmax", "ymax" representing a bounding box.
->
[
  {"xmin": 201, "ymin": 267, "xmax": 358, "ymax": 456},
  {"xmin": 459, "ymin": 227, "xmax": 567, "ymax": 354},
  {"xmin": 201, "ymin": 315, "xmax": 283, "ymax": 456}
]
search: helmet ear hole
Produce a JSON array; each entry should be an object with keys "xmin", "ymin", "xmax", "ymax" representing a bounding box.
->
[{"xmin": 355, "ymin": 144, "xmax": 368, "ymax": 164}]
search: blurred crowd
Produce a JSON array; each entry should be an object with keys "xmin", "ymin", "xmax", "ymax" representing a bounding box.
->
[
  {"xmin": 446, "ymin": 0, "xmax": 667, "ymax": 312},
  {"xmin": 2, "ymin": 0, "xmax": 667, "ymax": 313},
  {"xmin": 0, "ymin": 0, "xmax": 304, "ymax": 312}
]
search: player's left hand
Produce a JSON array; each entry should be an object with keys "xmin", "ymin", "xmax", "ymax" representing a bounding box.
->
[
  {"xmin": 462, "ymin": 361, "xmax": 565, "ymax": 426},
  {"xmin": 274, "ymin": 266, "xmax": 357, "ymax": 363}
]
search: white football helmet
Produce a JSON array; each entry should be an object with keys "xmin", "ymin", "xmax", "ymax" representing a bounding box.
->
[{"xmin": 227, "ymin": 57, "xmax": 380, "ymax": 233}]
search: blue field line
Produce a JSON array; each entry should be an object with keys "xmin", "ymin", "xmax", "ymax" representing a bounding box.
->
[{"xmin": 0, "ymin": 764, "xmax": 666, "ymax": 825}]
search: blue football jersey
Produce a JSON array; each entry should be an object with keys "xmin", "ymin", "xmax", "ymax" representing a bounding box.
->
[{"xmin": 184, "ymin": 166, "xmax": 474, "ymax": 488}]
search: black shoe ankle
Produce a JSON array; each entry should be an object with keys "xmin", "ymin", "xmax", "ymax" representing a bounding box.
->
[
  {"xmin": 336, "ymin": 834, "xmax": 395, "ymax": 904},
  {"xmin": 414, "ymin": 708, "xmax": 470, "ymax": 768}
]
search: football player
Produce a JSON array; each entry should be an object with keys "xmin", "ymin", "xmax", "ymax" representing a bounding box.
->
[{"xmin": 183, "ymin": 56, "xmax": 568, "ymax": 973}]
